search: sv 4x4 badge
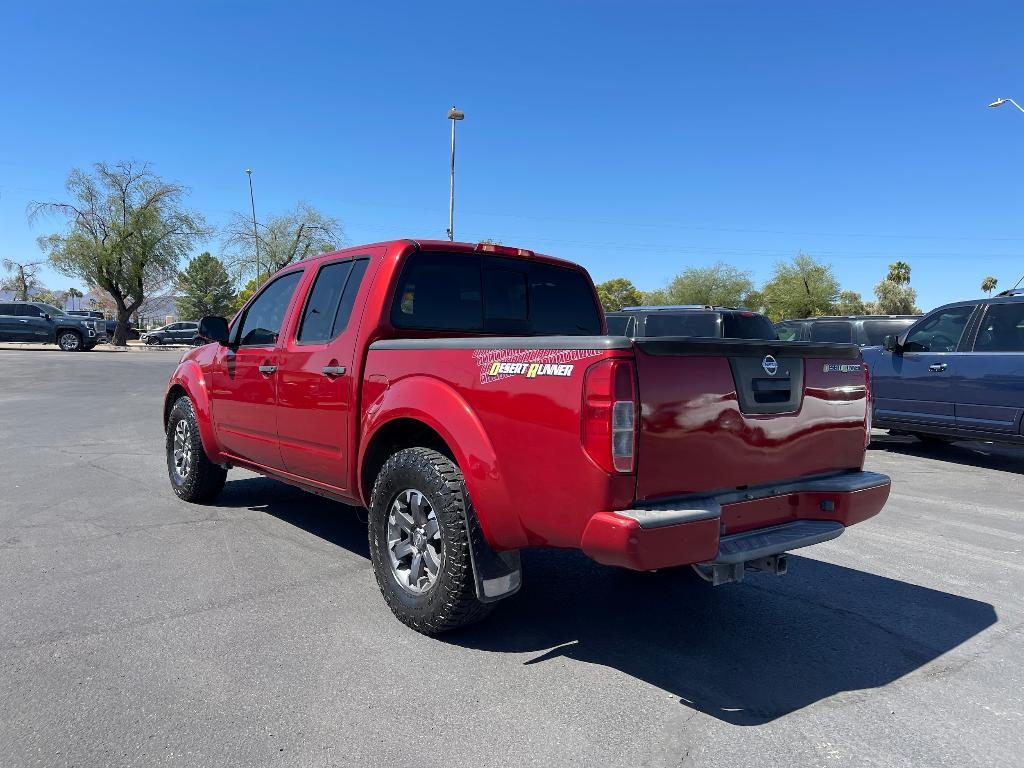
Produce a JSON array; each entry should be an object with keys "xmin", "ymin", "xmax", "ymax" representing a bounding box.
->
[{"xmin": 823, "ymin": 363, "xmax": 863, "ymax": 373}]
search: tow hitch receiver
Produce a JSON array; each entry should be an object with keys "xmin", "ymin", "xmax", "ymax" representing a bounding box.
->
[{"xmin": 692, "ymin": 554, "xmax": 788, "ymax": 586}]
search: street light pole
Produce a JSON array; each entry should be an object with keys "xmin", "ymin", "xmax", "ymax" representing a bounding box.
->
[
  {"xmin": 988, "ymin": 97, "xmax": 1024, "ymax": 113},
  {"xmin": 447, "ymin": 106, "xmax": 465, "ymax": 241},
  {"xmin": 245, "ymin": 169, "xmax": 261, "ymax": 285}
]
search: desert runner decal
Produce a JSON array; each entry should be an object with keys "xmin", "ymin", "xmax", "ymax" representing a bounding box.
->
[
  {"xmin": 823, "ymin": 362, "xmax": 863, "ymax": 373},
  {"xmin": 473, "ymin": 348, "xmax": 603, "ymax": 384}
]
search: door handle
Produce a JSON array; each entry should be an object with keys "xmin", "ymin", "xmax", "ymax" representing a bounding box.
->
[
  {"xmin": 928, "ymin": 363, "xmax": 948, "ymax": 372},
  {"xmin": 322, "ymin": 365, "xmax": 347, "ymax": 378},
  {"xmin": 18, "ymin": 319, "xmax": 28, "ymax": 323},
  {"xmin": 258, "ymin": 364, "xmax": 277, "ymax": 375}
]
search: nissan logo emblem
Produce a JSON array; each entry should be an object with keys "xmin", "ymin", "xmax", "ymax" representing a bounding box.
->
[{"xmin": 762, "ymin": 354, "xmax": 779, "ymax": 376}]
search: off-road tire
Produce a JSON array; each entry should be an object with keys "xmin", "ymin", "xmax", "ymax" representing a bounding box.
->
[
  {"xmin": 57, "ymin": 331, "xmax": 82, "ymax": 351},
  {"xmin": 166, "ymin": 396, "xmax": 227, "ymax": 503},
  {"xmin": 368, "ymin": 447, "xmax": 492, "ymax": 634}
]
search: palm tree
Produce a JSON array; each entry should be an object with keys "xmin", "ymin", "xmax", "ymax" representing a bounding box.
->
[
  {"xmin": 66, "ymin": 287, "xmax": 83, "ymax": 310},
  {"xmin": 887, "ymin": 261, "xmax": 912, "ymax": 286},
  {"xmin": 981, "ymin": 276, "xmax": 998, "ymax": 296}
]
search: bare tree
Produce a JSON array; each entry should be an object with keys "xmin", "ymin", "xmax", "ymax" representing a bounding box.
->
[
  {"xmin": 1, "ymin": 259, "xmax": 44, "ymax": 300},
  {"xmin": 222, "ymin": 201, "xmax": 342, "ymax": 284},
  {"xmin": 28, "ymin": 161, "xmax": 208, "ymax": 344}
]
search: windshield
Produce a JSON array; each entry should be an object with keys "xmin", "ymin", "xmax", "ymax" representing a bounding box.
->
[{"xmin": 38, "ymin": 304, "xmax": 65, "ymax": 317}]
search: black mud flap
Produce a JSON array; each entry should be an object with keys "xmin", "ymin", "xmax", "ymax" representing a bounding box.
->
[{"xmin": 464, "ymin": 507, "xmax": 522, "ymax": 604}]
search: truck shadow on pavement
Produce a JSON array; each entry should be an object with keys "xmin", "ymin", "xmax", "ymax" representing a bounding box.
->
[
  {"xmin": 869, "ymin": 432, "xmax": 1024, "ymax": 474},
  {"xmin": 218, "ymin": 476, "xmax": 997, "ymax": 727}
]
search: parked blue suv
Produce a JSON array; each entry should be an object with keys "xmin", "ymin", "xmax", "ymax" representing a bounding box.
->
[{"xmin": 861, "ymin": 290, "xmax": 1024, "ymax": 444}]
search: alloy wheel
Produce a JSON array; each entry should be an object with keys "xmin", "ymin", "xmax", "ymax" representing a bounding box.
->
[
  {"xmin": 387, "ymin": 489, "xmax": 443, "ymax": 594},
  {"xmin": 172, "ymin": 419, "xmax": 193, "ymax": 480}
]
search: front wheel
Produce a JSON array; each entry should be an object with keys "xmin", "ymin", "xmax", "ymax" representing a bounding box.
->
[
  {"xmin": 57, "ymin": 331, "xmax": 82, "ymax": 351},
  {"xmin": 166, "ymin": 397, "xmax": 227, "ymax": 503},
  {"xmin": 146, "ymin": 336, "xmax": 162, "ymax": 345},
  {"xmin": 368, "ymin": 447, "xmax": 492, "ymax": 634}
]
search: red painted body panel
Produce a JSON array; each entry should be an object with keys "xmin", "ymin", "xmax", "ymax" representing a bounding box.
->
[
  {"xmin": 634, "ymin": 350, "xmax": 868, "ymax": 501},
  {"xmin": 165, "ymin": 238, "xmax": 889, "ymax": 573}
]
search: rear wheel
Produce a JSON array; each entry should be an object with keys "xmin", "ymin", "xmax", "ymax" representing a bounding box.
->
[
  {"xmin": 57, "ymin": 331, "xmax": 82, "ymax": 351},
  {"xmin": 166, "ymin": 397, "xmax": 227, "ymax": 503},
  {"xmin": 368, "ymin": 447, "xmax": 492, "ymax": 634}
]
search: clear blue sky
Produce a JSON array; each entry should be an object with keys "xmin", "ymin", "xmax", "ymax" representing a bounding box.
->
[{"xmin": 2, "ymin": 1, "xmax": 1023, "ymax": 311}]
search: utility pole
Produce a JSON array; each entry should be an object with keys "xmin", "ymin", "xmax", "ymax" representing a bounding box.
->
[
  {"xmin": 245, "ymin": 169, "xmax": 260, "ymax": 284},
  {"xmin": 447, "ymin": 106, "xmax": 465, "ymax": 241}
]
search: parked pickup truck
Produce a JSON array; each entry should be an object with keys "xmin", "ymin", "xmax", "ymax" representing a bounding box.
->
[{"xmin": 163, "ymin": 239, "xmax": 890, "ymax": 634}]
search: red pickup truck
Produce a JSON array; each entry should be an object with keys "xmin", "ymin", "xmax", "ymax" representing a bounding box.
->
[{"xmin": 164, "ymin": 239, "xmax": 890, "ymax": 634}]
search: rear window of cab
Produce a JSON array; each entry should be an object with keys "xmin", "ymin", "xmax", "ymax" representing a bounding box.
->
[{"xmin": 391, "ymin": 251, "xmax": 602, "ymax": 335}]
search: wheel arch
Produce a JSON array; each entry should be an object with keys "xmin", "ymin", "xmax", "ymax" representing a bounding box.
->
[
  {"xmin": 164, "ymin": 361, "xmax": 223, "ymax": 463},
  {"xmin": 358, "ymin": 377, "xmax": 528, "ymax": 550}
]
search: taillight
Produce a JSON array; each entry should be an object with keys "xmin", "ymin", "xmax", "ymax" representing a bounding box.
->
[
  {"xmin": 863, "ymin": 360, "xmax": 872, "ymax": 447},
  {"xmin": 582, "ymin": 359, "xmax": 637, "ymax": 473}
]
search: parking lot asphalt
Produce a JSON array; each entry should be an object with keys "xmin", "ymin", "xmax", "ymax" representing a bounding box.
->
[{"xmin": 1, "ymin": 349, "xmax": 1021, "ymax": 768}]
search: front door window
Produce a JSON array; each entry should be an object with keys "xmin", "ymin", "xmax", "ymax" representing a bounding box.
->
[{"xmin": 903, "ymin": 306, "xmax": 976, "ymax": 353}]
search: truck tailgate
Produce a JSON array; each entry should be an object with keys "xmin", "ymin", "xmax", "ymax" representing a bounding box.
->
[{"xmin": 633, "ymin": 337, "xmax": 868, "ymax": 501}]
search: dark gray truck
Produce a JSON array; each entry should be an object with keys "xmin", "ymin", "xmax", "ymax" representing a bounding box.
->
[{"xmin": 0, "ymin": 301, "xmax": 101, "ymax": 351}]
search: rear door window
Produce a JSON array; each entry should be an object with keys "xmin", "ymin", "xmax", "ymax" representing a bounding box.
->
[
  {"xmin": 973, "ymin": 303, "xmax": 1024, "ymax": 352},
  {"xmin": 643, "ymin": 312, "xmax": 719, "ymax": 338},
  {"xmin": 298, "ymin": 261, "xmax": 353, "ymax": 342},
  {"xmin": 809, "ymin": 321, "xmax": 853, "ymax": 343}
]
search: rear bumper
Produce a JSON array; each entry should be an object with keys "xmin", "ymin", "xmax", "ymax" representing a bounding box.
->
[{"xmin": 580, "ymin": 470, "xmax": 890, "ymax": 571}]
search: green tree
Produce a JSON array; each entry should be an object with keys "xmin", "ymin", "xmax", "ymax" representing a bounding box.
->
[
  {"xmin": 835, "ymin": 290, "xmax": 866, "ymax": 315},
  {"xmin": 29, "ymin": 161, "xmax": 208, "ymax": 345},
  {"xmin": 29, "ymin": 287, "xmax": 66, "ymax": 307},
  {"xmin": 873, "ymin": 279, "xmax": 919, "ymax": 314},
  {"xmin": 659, "ymin": 262, "xmax": 754, "ymax": 307},
  {"xmin": 223, "ymin": 202, "xmax": 342, "ymax": 284},
  {"xmin": 887, "ymin": 261, "xmax": 911, "ymax": 285},
  {"xmin": 596, "ymin": 277, "xmax": 643, "ymax": 312},
  {"xmin": 743, "ymin": 289, "xmax": 766, "ymax": 313},
  {"xmin": 761, "ymin": 252, "xmax": 840, "ymax": 321},
  {"xmin": 981, "ymin": 276, "xmax": 998, "ymax": 296},
  {"xmin": 873, "ymin": 260, "xmax": 921, "ymax": 314},
  {"xmin": 641, "ymin": 288, "xmax": 671, "ymax": 305},
  {"xmin": 229, "ymin": 274, "xmax": 270, "ymax": 315},
  {"xmin": 1, "ymin": 259, "xmax": 43, "ymax": 300},
  {"xmin": 175, "ymin": 252, "xmax": 235, "ymax": 319}
]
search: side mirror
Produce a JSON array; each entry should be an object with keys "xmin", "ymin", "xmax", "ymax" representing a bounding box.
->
[
  {"xmin": 42, "ymin": 313, "xmax": 51, "ymax": 321},
  {"xmin": 882, "ymin": 334, "xmax": 900, "ymax": 352},
  {"xmin": 197, "ymin": 316, "xmax": 230, "ymax": 346}
]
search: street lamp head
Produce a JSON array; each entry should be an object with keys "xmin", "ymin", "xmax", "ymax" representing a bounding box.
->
[
  {"xmin": 245, "ymin": 168, "xmax": 253, "ymax": 175},
  {"xmin": 448, "ymin": 106, "xmax": 465, "ymax": 121},
  {"xmin": 988, "ymin": 98, "xmax": 1008, "ymax": 108}
]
